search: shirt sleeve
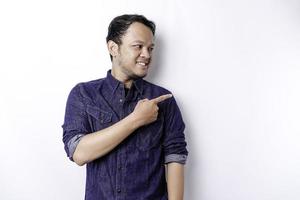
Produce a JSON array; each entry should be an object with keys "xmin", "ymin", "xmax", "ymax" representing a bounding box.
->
[
  {"xmin": 62, "ymin": 84, "xmax": 91, "ymax": 161},
  {"xmin": 162, "ymin": 96, "xmax": 188, "ymax": 165}
]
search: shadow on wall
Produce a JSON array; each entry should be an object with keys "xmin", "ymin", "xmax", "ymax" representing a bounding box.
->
[
  {"xmin": 146, "ymin": 34, "xmax": 198, "ymax": 200},
  {"xmin": 145, "ymin": 35, "xmax": 164, "ymax": 81}
]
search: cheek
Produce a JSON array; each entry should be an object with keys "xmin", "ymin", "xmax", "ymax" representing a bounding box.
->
[
  {"xmin": 120, "ymin": 49, "xmax": 139, "ymax": 64},
  {"xmin": 125, "ymin": 48, "xmax": 139, "ymax": 58}
]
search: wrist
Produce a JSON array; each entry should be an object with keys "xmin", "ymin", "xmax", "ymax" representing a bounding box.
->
[{"xmin": 126, "ymin": 112, "xmax": 143, "ymax": 130}]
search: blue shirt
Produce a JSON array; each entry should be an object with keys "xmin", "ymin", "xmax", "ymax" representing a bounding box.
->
[{"xmin": 62, "ymin": 70, "xmax": 188, "ymax": 200}]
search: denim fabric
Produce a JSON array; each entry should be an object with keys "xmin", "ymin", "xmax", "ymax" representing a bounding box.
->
[{"xmin": 62, "ymin": 70, "xmax": 188, "ymax": 200}]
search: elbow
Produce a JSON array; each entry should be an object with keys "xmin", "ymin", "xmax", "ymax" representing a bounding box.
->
[
  {"xmin": 72, "ymin": 149, "xmax": 88, "ymax": 166},
  {"xmin": 74, "ymin": 159, "xmax": 86, "ymax": 166}
]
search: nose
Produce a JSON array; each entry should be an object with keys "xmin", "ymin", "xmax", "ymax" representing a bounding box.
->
[{"xmin": 140, "ymin": 48, "xmax": 151, "ymax": 59}]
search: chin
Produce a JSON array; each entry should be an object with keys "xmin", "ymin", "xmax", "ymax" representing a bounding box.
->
[
  {"xmin": 131, "ymin": 71, "xmax": 148, "ymax": 79},
  {"xmin": 133, "ymin": 73, "xmax": 147, "ymax": 79}
]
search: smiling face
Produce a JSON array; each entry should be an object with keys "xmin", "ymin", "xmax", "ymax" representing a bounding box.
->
[{"xmin": 109, "ymin": 22, "xmax": 155, "ymax": 81}]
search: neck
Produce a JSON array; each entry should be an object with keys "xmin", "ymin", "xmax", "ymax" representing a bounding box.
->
[{"xmin": 111, "ymin": 67, "xmax": 133, "ymax": 89}]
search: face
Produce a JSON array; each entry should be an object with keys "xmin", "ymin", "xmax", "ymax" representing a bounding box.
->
[{"xmin": 110, "ymin": 22, "xmax": 155, "ymax": 79}]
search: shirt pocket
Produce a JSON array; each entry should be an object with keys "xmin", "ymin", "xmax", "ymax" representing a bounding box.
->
[
  {"xmin": 86, "ymin": 104, "xmax": 113, "ymax": 132},
  {"xmin": 135, "ymin": 115, "xmax": 164, "ymax": 151}
]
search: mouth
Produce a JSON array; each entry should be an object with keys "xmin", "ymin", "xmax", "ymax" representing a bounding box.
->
[{"xmin": 136, "ymin": 61, "xmax": 149, "ymax": 68}]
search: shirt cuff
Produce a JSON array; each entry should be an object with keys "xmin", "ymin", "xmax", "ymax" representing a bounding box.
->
[
  {"xmin": 67, "ymin": 134, "xmax": 84, "ymax": 161},
  {"xmin": 165, "ymin": 154, "xmax": 188, "ymax": 165}
]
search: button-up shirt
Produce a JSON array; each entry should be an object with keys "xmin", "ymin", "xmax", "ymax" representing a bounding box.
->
[{"xmin": 62, "ymin": 70, "xmax": 188, "ymax": 200}]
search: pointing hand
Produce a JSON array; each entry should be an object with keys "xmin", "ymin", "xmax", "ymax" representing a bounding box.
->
[{"xmin": 132, "ymin": 94, "xmax": 172, "ymax": 127}]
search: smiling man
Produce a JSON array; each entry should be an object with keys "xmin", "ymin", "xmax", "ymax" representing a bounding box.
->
[{"xmin": 62, "ymin": 14, "xmax": 188, "ymax": 200}]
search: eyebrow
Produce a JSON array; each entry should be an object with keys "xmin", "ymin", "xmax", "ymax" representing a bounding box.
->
[{"xmin": 131, "ymin": 40, "xmax": 155, "ymax": 46}]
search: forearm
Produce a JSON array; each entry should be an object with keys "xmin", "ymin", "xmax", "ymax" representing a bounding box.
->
[
  {"xmin": 166, "ymin": 163, "xmax": 184, "ymax": 200},
  {"xmin": 73, "ymin": 113, "xmax": 140, "ymax": 166}
]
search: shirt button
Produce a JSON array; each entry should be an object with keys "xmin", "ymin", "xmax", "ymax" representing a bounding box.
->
[
  {"xmin": 117, "ymin": 189, "xmax": 121, "ymax": 193},
  {"xmin": 119, "ymin": 99, "xmax": 123, "ymax": 103}
]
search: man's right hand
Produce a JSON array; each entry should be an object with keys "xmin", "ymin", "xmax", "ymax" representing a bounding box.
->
[
  {"xmin": 131, "ymin": 94, "xmax": 173, "ymax": 127},
  {"xmin": 72, "ymin": 93, "xmax": 173, "ymax": 166}
]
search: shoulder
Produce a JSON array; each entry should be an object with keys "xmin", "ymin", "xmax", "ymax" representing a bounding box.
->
[
  {"xmin": 69, "ymin": 78, "xmax": 105, "ymax": 100},
  {"xmin": 76, "ymin": 78, "xmax": 105, "ymax": 90},
  {"xmin": 143, "ymin": 79, "xmax": 172, "ymax": 96},
  {"xmin": 142, "ymin": 80, "xmax": 178, "ymax": 108}
]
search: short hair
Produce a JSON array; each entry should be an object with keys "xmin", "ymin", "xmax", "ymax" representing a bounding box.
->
[{"xmin": 106, "ymin": 14, "xmax": 156, "ymax": 60}]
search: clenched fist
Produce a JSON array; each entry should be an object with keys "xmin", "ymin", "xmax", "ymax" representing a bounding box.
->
[{"xmin": 131, "ymin": 94, "xmax": 172, "ymax": 127}]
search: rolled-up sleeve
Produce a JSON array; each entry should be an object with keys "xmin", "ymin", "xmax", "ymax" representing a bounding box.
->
[
  {"xmin": 62, "ymin": 84, "xmax": 91, "ymax": 161},
  {"xmin": 163, "ymin": 96, "xmax": 188, "ymax": 165}
]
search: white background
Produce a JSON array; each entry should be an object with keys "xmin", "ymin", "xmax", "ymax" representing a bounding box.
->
[{"xmin": 1, "ymin": 0, "xmax": 300, "ymax": 199}]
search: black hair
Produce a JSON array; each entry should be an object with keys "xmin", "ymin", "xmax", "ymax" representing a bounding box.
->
[{"xmin": 106, "ymin": 14, "xmax": 156, "ymax": 60}]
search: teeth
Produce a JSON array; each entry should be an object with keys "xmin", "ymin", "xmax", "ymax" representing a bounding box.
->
[{"xmin": 137, "ymin": 62, "xmax": 146, "ymax": 66}]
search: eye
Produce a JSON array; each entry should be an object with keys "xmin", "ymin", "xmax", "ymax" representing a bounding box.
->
[
  {"xmin": 133, "ymin": 44, "xmax": 143, "ymax": 49},
  {"xmin": 148, "ymin": 47, "xmax": 154, "ymax": 52}
]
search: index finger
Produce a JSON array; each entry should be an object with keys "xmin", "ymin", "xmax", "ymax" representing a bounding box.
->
[{"xmin": 151, "ymin": 94, "xmax": 173, "ymax": 104}]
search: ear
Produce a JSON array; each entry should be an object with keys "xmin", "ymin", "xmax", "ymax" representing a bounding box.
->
[{"xmin": 107, "ymin": 40, "xmax": 119, "ymax": 58}]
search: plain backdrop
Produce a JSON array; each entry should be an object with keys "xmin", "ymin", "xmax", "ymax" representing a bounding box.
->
[{"xmin": 1, "ymin": 0, "xmax": 300, "ymax": 199}]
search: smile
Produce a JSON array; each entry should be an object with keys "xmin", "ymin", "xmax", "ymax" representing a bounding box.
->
[{"xmin": 137, "ymin": 62, "xmax": 147, "ymax": 66}]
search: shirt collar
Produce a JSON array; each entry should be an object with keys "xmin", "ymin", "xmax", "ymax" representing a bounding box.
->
[{"xmin": 105, "ymin": 69, "xmax": 144, "ymax": 95}]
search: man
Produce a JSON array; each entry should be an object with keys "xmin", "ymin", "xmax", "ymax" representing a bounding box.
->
[{"xmin": 62, "ymin": 14, "xmax": 188, "ymax": 200}]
